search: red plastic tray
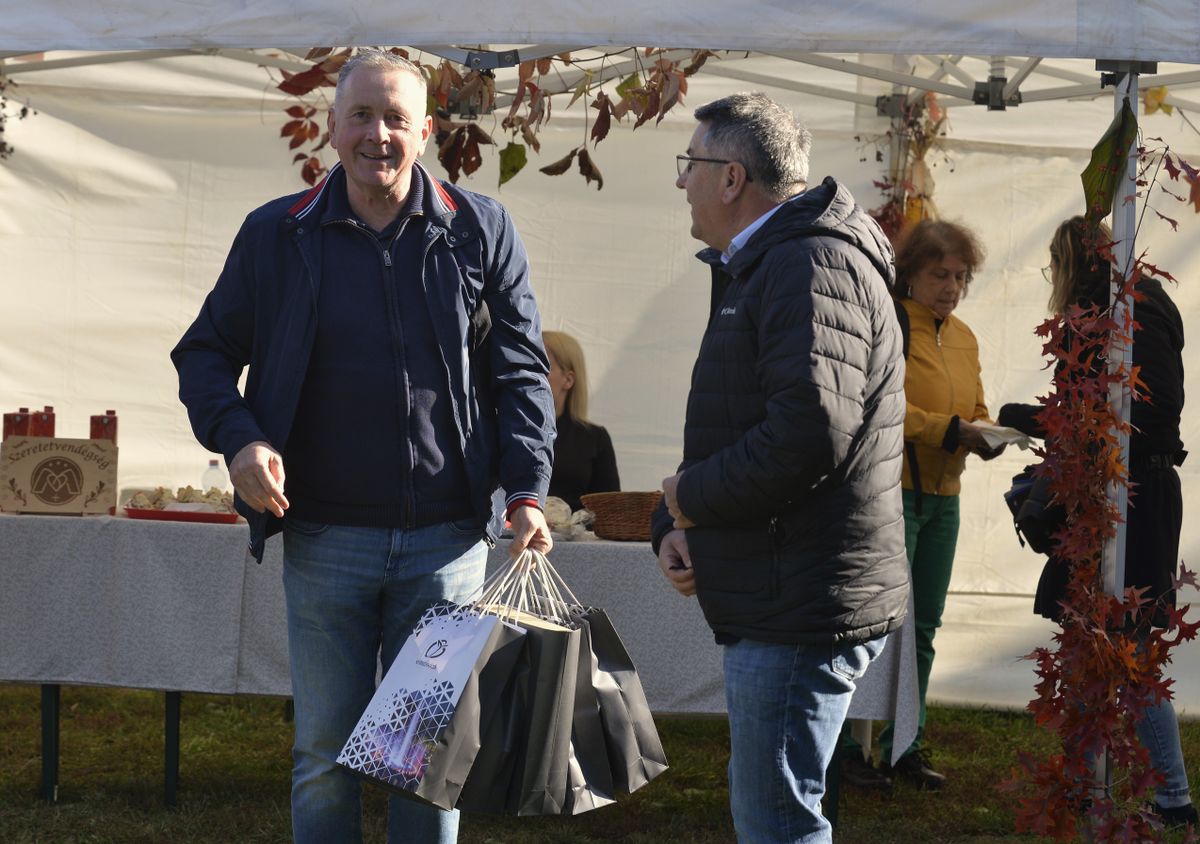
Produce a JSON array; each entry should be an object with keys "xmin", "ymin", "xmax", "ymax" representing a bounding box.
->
[{"xmin": 124, "ymin": 507, "xmax": 240, "ymax": 524}]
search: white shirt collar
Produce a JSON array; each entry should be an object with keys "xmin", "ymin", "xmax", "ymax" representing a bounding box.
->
[{"xmin": 721, "ymin": 189, "xmax": 810, "ymax": 263}]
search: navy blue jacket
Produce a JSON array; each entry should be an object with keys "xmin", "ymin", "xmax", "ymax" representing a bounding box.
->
[{"xmin": 172, "ymin": 162, "xmax": 555, "ymax": 560}]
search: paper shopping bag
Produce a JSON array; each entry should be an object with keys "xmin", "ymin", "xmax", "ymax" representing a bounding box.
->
[
  {"xmin": 561, "ymin": 614, "xmax": 618, "ymax": 815},
  {"xmin": 457, "ymin": 609, "xmax": 580, "ymax": 815},
  {"xmin": 336, "ymin": 601, "xmax": 525, "ymax": 810},
  {"xmin": 575, "ymin": 607, "xmax": 669, "ymax": 793}
]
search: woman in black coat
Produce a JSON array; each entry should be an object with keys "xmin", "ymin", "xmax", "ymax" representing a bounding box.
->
[
  {"xmin": 542, "ymin": 331, "xmax": 620, "ymax": 512},
  {"xmin": 998, "ymin": 216, "xmax": 1193, "ymax": 826}
]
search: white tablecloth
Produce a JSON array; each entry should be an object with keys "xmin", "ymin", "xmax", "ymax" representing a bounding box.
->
[{"xmin": 0, "ymin": 513, "xmax": 917, "ymax": 756}]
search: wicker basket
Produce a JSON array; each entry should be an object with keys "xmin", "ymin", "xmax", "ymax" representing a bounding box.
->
[{"xmin": 580, "ymin": 491, "xmax": 662, "ymax": 541}]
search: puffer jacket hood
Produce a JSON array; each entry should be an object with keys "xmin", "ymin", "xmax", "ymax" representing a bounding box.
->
[{"xmin": 731, "ymin": 177, "xmax": 897, "ymax": 289}]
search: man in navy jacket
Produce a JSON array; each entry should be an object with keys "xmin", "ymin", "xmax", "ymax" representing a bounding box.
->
[{"xmin": 172, "ymin": 50, "xmax": 554, "ymax": 844}]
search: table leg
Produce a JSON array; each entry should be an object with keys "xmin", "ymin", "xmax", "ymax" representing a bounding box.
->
[
  {"xmin": 40, "ymin": 684, "xmax": 60, "ymax": 802},
  {"xmin": 165, "ymin": 691, "xmax": 181, "ymax": 808}
]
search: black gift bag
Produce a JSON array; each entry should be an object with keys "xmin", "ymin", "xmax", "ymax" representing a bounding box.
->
[
  {"xmin": 457, "ymin": 611, "xmax": 581, "ymax": 816},
  {"xmin": 574, "ymin": 607, "xmax": 669, "ymax": 794},
  {"xmin": 561, "ymin": 615, "xmax": 618, "ymax": 814}
]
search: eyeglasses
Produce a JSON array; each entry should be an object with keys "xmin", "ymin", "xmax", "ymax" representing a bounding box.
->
[{"xmin": 676, "ymin": 154, "xmax": 753, "ymax": 181}]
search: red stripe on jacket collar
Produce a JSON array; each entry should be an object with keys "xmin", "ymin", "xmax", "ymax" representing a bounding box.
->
[
  {"xmin": 422, "ymin": 162, "xmax": 458, "ymax": 213},
  {"xmin": 287, "ymin": 161, "xmax": 457, "ymax": 219},
  {"xmin": 287, "ymin": 163, "xmax": 340, "ymax": 218}
]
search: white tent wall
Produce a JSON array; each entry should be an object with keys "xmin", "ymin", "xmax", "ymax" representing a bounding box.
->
[{"xmin": 3, "ymin": 53, "xmax": 1200, "ymax": 712}]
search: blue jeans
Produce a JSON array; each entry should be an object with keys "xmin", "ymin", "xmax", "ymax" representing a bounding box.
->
[
  {"xmin": 282, "ymin": 518, "xmax": 487, "ymax": 844},
  {"xmin": 724, "ymin": 636, "xmax": 886, "ymax": 844},
  {"xmin": 1138, "ymin": 694, "xmax": 1192, "ymax": 808}
]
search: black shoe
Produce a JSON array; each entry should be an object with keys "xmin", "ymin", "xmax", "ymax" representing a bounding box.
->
[
  {"xmin": 841, "ymin": 753, "xmax": 892, "ymax": 791},
  {"xmin": 1155, "ymin": 801, "xmax": 1199, "ymax": 829},
  {"xmin": 881, "ymin": 748, "xmax": 947, "ymax": 791}
]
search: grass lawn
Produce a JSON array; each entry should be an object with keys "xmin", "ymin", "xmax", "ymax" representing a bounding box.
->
[{"xmin": 1, "ymin": 684, "xmax": 1197, "ymax": 843}]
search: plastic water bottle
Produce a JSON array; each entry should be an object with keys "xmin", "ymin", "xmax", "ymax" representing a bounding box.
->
[{"xmin": 201, "ymin": 458, "xmax": 228, "ymax": 491}]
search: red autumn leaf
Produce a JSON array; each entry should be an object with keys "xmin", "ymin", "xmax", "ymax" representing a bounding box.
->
[
  {"xmin": 280, "ymin": 119, "xmax": 305, "ymax": 137},
  {"xmin": 461, "ymin": 134, "xmax": 484, "ymax": 177},
  {"xmin": 431, "ymin": 61, "xmax": 457, "ymax": 109},
  {"xmin": 455, "ymin": 72, "xmax": 485, "ymax": 113},
  {"xmin": 278, "ymin": 65, "xmax": 337, "ymax": 96},
  {"xmin": 288, "ymin": 132, "xmax": 307, "ymax": 150},
  {"xmin": 467, "ymin": 123, "xmax": 495, "ymax": 146},
  {"xmin": 539, "ymin": 147, "xmax": 578, "ymax": 176},
  {"xmin": 312, "ymin": 132, "xmax": 329, "ymax": 153},
  {"xmin": 285, "ymin": 105, "xmax": 312, "ymax": 119},
  {"xmin": 1150, "ymin": 207, "xmax": 1179, "ymax": 231},
  {"xmin": 442, "ymin": 61, "xmax": 464, "ymax": 89},
  {"xmin": 658, "ymin": 71, "xmax": 686, "ymax": 123},
  {"xmin": 300, "ymin": 157, "xmax": 326, "ymax": 186},
  {"xmin": 505, "ymin": 81, "xmax": 538, "ymax": 126},
  {"xmin": 1188, "ymin": 171, "xmax": 1200, "ymax": 213},
  {"xmin": 634, "ymin": 88, "xmax": 660, "ymax": 130},
  {"xmin": 527, "ymin": 85, "xmax": 547, "ymax": 126},
  {"xmin": 590, "ymin": 92, "xmax": 613, "ymax": 146},
  {"xmin": 577, "ymin": 148, "xmax": 603, "ymax": 190},
  {"xmin": 438, "ymin": 126, "xmax": 466, "ymax": 183},
  {"xmin": 536, "ymin": 57, "xmax": 553, "ymax": 75},
  {"xmin": 292, "ymin": 153, "xmax": 308, "ymax": 163},
  {"xmin": 518, "ymin": 60, "xmax": 535, "ymax": 87}
]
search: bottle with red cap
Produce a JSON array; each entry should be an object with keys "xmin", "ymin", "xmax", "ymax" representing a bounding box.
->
[
  {"xmin": 29, "ymin": 406, "xmax": 55, "ymax": 437},
  {"xmin": 90, "ymin": 409, "xmax": 118, "ymax": 444},
  {"xmin": 2, "ymin": 407, "xmax": 30, "ymax": 441}
]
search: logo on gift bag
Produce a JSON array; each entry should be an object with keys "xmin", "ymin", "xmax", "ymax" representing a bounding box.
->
[{"xmin": 424, "ymin": 640, "xmax": 448, "ymax": 659}]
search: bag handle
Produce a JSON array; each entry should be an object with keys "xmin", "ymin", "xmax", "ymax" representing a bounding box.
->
[{"xmin": 471, "ymin": 549, "xmax": 580, "ymax": 626}]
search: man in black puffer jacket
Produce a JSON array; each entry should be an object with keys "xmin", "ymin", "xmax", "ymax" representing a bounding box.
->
[{"xmin": 652, "ymin": 92, "xmax": 909, "ymax": 844}]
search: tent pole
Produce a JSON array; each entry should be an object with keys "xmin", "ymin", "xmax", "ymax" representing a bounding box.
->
[
  {"xmin": 1103, "ymin": 70, "xmax": 1138, "ymax": 601},
  {"xmin": 1088, "ymin": 65, "xmax": 1141, "ymax": 825}
]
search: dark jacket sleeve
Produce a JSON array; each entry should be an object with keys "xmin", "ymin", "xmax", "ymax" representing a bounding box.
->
[
  {"xmin": 997, "ymin": 403, "xmax": 1045, "ymax": 438},
  {"xmin": 171, "ymin": 219, "xmax": 271, "ymax": 464},
  {"xmin": 481, "ymin": 205, "xmax": 555, "ymax": 504}
]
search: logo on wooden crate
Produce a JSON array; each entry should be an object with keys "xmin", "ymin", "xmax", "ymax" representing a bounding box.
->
[{"xmin": 31, "ymin": 457, "xmax": 85, "ymax": 505}]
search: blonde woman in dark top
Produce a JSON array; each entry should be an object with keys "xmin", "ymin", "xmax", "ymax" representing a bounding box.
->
[{"xmin": 542, "ymin": 331, "xmax": 620, "ymax": 512}]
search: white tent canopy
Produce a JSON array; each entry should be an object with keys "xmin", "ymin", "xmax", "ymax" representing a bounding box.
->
[
  {"xmin": 3, "ymin": 0, "xmax": 1200, "ymax": 62},
  {"xmin": 3, "ymin": 5, "xmax": 1200, "ymax": 714}
]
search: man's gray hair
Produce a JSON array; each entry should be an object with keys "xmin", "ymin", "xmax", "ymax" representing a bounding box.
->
[
  {"xmin": 694, "ymin": 92, "xmax": 811, "ymax": 200},
  {"xmin": 335, "ymin": 49, "xmax": 427, "ymax": 105}
]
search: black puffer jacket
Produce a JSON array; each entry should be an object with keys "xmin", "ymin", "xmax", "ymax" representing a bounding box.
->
[
  {"xmin": 998, "ymin": 276, "xmax": 1185, "ymax": 623},
  {"xmin": 651, "ymin": 177, "xmax": 910, "ymax": 644}
]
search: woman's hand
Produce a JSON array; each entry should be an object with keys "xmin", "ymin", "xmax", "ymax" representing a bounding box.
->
[{"xmin": 958, "ymin": 419, "xmax": 1006, "ymax": 460}]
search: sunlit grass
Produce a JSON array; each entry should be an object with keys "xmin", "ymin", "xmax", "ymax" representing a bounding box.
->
[{"xmin": 1, "ymin": 685, "xmax": 1197, "ymax": 842}]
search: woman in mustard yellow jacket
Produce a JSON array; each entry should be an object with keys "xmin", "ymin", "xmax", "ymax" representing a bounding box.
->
[{"xmin": 848, "ymin": 220, "xmax": 1004, "ymax": 792}]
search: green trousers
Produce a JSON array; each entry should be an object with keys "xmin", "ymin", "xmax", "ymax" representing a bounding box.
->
[{"xmin": 843, "ymin": 488, "xmax": 959, "ymax": 761}]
